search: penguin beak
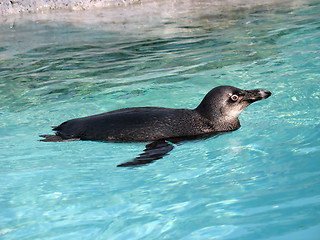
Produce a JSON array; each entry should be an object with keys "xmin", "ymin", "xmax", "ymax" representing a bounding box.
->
[{"xmin": 244, "ymin": 89, "xmax": 272, "ymax": 103}]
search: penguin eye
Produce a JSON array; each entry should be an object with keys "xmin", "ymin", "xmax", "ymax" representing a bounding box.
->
[{"xmin": 230, "ymin": 94, "xmax": 239, "ymax": 102}]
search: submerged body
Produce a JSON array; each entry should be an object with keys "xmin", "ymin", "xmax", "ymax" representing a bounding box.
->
[{"xmin": 41, "ymin": 85, "xmax": 271, "ymax": 166}]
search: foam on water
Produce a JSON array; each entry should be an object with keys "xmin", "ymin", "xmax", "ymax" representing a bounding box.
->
[{"xmin": 0, "ymin": 0, "xmax": 320, "ymax": 239}]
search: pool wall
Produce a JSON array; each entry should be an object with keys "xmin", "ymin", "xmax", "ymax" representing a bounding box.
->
[
  {"xmin": 0, "ymin": 0, "xmax": 140, "ymax": 15},
  {"xmin": 0, "ymin": 0, "xmax": 304, "ymax": 15}
]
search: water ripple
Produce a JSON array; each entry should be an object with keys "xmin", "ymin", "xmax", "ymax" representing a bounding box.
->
[{"xmin": 1, "ymin": 1, "xmax": 320, "ymax": 240}]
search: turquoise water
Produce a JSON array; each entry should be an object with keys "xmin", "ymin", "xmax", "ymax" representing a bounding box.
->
[{"xmin": 1, "ymin": 1, "xmax": 320, "ymax": 239}]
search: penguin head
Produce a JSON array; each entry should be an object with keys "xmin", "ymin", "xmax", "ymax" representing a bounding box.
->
[{"xmin": 196, "ymin": 85, "xmax": 272, "ymax": 122}]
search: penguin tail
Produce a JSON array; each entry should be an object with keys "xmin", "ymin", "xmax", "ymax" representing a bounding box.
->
[
  {"xmin": 39, "ymin": 134, "xmax": 80, "ymax": 142},
  {"xmin": 39, "ymin": 134, "xmax": 65, "ymax": 142}
]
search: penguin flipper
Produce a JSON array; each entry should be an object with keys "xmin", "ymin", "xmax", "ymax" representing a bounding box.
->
[{"xmin": 117, "ymin": 140, "xmax": 176, "ymax": 167}]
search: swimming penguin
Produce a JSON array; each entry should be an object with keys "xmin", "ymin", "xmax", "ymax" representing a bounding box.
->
[{"xmin": 40, "ymin": 85, "xmax": 271, "ymax": 166}]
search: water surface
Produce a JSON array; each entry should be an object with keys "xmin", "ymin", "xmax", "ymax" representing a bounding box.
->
[{"xmin": 0, "ymin": 0, "xmax": 319, "ymax": 239}]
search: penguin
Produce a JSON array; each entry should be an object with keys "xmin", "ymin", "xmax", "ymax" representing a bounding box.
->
[{"xmin": 40, "ymin": 85, "xmax": 271, "ymax": 167}]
